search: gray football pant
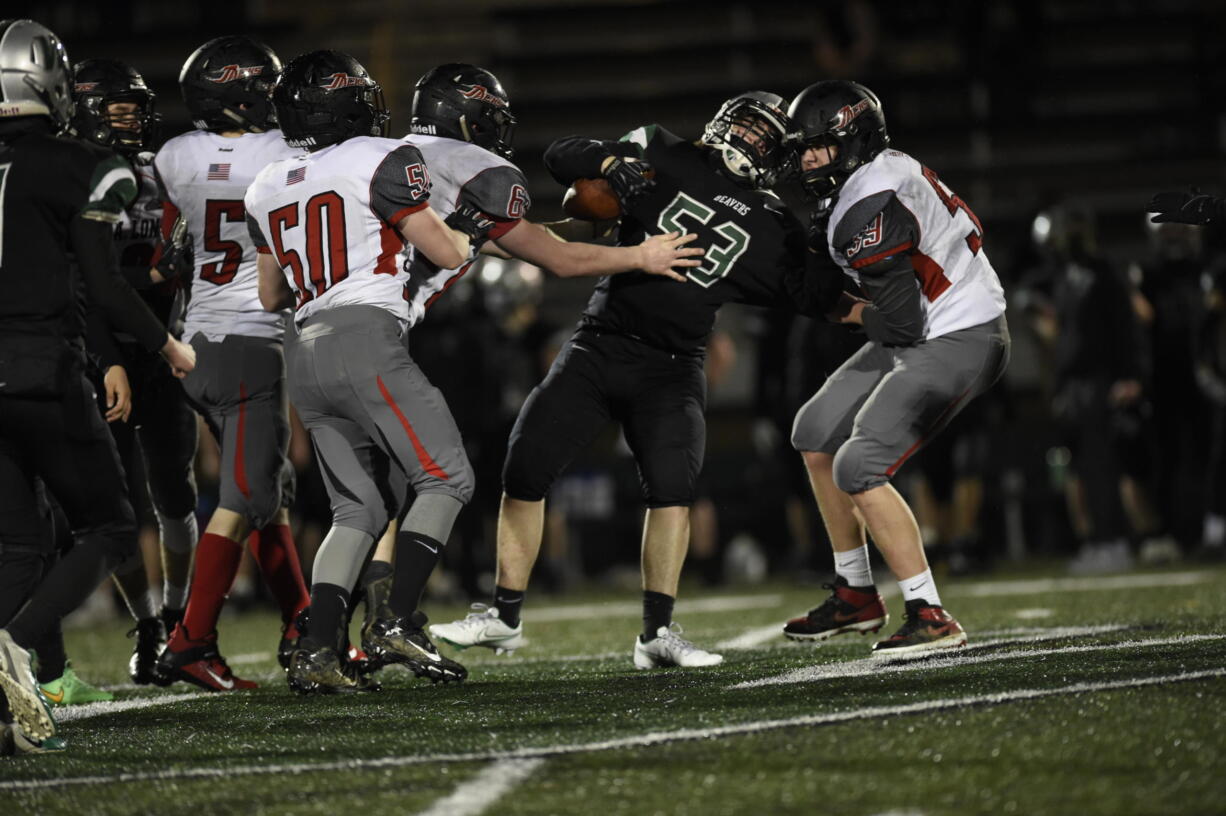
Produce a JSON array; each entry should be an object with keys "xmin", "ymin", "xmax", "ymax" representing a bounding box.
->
[
  {"xmin": 287, "ymin": 305, "xmax": 474, "ymax": 542},
  {"xmin": 182, "ymin": 333, "xmax": 293, "ymax": 529},
  {"xmin": 791, "ymin": 314, "xmax": 1010, "ymax": 494}
]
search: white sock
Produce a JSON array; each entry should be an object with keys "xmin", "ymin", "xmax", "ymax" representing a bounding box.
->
[
  {"xmin": 833, "ymin": 544, "xmax": 873, "ymax": 588},
  {"xmin": 899, "ymin": 568, "xmax": 941, "ymax": 607},
  {"xmin": 157, "ymin": 510, "xmax": 198, "ymax": 556}
]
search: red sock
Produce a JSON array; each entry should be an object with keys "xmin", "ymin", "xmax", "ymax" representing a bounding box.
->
[
  {"xmin": 249, "ymin": 524, "xmax": 310, "ymax": 623},
  {"xmin": 174, "ymin": 532, "xmax": 243, "ymax": 648}
]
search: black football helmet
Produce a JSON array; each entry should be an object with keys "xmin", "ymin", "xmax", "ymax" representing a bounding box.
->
[
  {"xmin": 787, "ymin": 80, "xmax": 889, "ymax": 199},
  {"xmin": 699, "ymin": 91, "xmax": 792, "ymax": 189},
  {"xmin": 272, "ymin": 50, "xmax": 389, "ymax": 151},
  {"xmin": 179, "ymin": 35, "xmax": 281, "ymax": 132},
  {"xmin": 410, "ymin": 63, "xmax": 516, "ymax": 158},
  {"xmin": 71, "ymin": 59, "xmax": 160, "ymax": 153}
]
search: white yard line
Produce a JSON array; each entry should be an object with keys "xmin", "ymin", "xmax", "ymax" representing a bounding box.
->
[
  {"xmin": 414, "ymin": 759, "xmax": 545, "ymax": 816},
  {"xmin": 529, "ymin": 594, "xmax": 783, "ymax": 623},
  {"xmin": 55, "ymin": 692, "xmax": 214, "ymax": 723},
  {"xmin": 5, "ymin": 667, "xmax": 1222, "ymax": 791},
  {"xmin": 716, "ymin": 624, "xmax": 790, "ymax": 650},
  {"xmin": 733, "ymin": 633, "xmax": 1225, "ymax": 688},
  {"xmin": 227, "ymin": 651, "xmax": 274, "ymax": 665},
  {"xmin": 954, "ymin": 570, "xmax": 1219, "ymax": 598}
]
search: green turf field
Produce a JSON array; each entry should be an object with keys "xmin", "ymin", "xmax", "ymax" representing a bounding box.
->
[{"xmin": 2, "ymin": 565, "xmax": 1224, "ymax": 816}]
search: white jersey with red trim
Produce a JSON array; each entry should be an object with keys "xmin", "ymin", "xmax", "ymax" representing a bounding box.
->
[
  {"xmin": 826, "ymin": 149, "xmax": 1005, "ymax": 340},
  {"xmin": 155, "ymin": 129, "xmax": 298, "ymax": 341},
  {"xmin": 244, "ymin": 136, "xmax": 433, "ymax": 326},
  {"xmin": 400, "ymin": 133, "xmax": 530, "ymax": 327}
]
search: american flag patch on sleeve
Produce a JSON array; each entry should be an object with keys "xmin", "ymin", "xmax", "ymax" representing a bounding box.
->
[
  {"xmin": 286, "ymin": 167, "xmax": 306, "ymax": 185},
  {"xmin": 207, "ymin": 163, "xmax": 231, "ymax": 180}
]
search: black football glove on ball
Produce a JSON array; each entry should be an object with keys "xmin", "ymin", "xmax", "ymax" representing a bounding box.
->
[{"xmin": 602, "ymin": 157, "xmax": 656, "ymax": 207}]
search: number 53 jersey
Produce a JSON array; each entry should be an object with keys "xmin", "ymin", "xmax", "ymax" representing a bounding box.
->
[
  {"xmin": 154, "ymin": 129, "xmax": 298, "ymax": 341},
  {"xmin": 244, "ymin": 136, "xmax": 432, "ymax": 327},
  {"xmin": 563, "ymin": 125, "xmax": 840, "ymax": 356}
]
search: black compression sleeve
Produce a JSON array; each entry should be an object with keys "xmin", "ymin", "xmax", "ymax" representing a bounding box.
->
[
  {"xmin": 543, "ymin": 136, "xmax": 638, "ymax": 185},
  {"xmin": 858, "ymin": 254, "xmax": 925, "ymax": 346},
  {"xmin": 70, "ymin": 215, "xmax": 166, "ymax": 353}
]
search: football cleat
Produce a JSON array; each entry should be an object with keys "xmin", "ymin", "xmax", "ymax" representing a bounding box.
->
[
  {"xmin": 40, "ymin": 662, "xmax": 114, "ymax": 706},
  {"xmin": 783, "ymin": 576, "xmax": 889, "ymax": 642},
  {"xmin": 362, "ymin": 612, "xmax": 467, "ymax": 683},
  {"xmin": 286, "ymin": 647, "xmax": 381, "ymax": 696},
  {"xmin": 277, "ymin": 606, "xmax": 309, "ymax": 671},
  {"xmin": 1, "ymin": 690, "xmax": 67, "ymax": 756},
  {"xmin": 128, "ymin": 616, "xmax": 168, "ymax": 685},
  {"xmin": 0, "ymin": 629, "xmax": 56, "ymax": 742},
  {"xmin": 871, "ymin": 599, "xmax": 968, "ymax": 659},
  {"xmin": 155, "ymin": 632, "xmax": 258, "ymax": 692},
  {"xmin": 428, "ymin": 604, "xmax": 526, "ymax": 654},
  {"xmin": 633, "ymin": 623, "xmax": 723, "ymax": 669}
]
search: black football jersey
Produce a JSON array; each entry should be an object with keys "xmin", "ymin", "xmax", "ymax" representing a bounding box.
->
[
  {"xmin": 547, "ymin": 125, "xmax": 837, "ymax": 355},
  {"xmin": 0, "ymin": 129, "xmax": 137, "ymax": 338}
]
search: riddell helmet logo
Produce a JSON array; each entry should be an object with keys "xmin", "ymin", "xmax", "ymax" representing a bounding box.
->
[
  {"xmin": 832, "ymin": 98, "xmax": 872, "ymax": 130},
  {"xmin": 320, "ymin": 73, "xmax": 368, "ymax": 89},
  {"xmin": 459, "ymin": 85, "xmax": 506, "ymax": 108},
  {"xmin": 207, "ymin": 64, "xmax": 265, "ymax": 83}
]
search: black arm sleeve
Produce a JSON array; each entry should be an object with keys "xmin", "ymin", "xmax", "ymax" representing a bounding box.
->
[
  {"xmin": 858, "ymin": 254, "xmax": 925, "ymax": 346},
  {"xmin": 543, "ymin": 136, "xmax": 641, "ymax": 186},
  {"xmin": 70, "ymin": 215, "xmax": 166, "ymax": 353},
  {"xmin": 83, "ymin": 307, "xmax": 124, "ymax": 372}
]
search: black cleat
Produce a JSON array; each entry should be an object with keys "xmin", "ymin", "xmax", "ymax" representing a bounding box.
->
[
  {"xmin": 128, "ymin": 617, "xmax": 169, "ymax": 686},
  {"xmin": 278, "ymin": 607, "xmax": 309, "ymax": 671},
  {"xmin": 362, "ymin": 612, "xmax": 467, "ymax": 683},
  {"xmin": 286, "ymin": 647, "xmax": 381, "ymax": 695}
]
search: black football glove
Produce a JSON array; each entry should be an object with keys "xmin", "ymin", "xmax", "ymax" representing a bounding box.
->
[
  {"xmin": 154, "ymin": 214, "xmax": 193, "ymax": 282},
  {"xmin": 806, "ymin": 209, "xmax": 831, "ymax": 252},
  {"xmin": 602, "ymin": 157, "xmax": 656, "ymax": 206},
  {"xmin": 445, "ymin": 202, "xmax": 497, "ymax": 248},
  {"xmin": 1147, "ymin": 189, "xmax": 1224, "ymax": 225}
]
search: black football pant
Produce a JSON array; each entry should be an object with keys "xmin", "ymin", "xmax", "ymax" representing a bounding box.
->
[{"xmin": 0, "ymin": 374, "xmax": 139, "ymax": 650}]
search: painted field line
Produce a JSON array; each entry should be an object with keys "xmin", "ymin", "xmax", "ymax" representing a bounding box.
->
[
  {"xmin": 3, "ymin": 668, "xmax": 1221, "ymax": 791},
  {"xmin": 717, "ymin": 624, "xmax": 789, "ymax": 650},
  {"xmin": 954, "ymin": 569, "xmax": 1219, "ymax": 598},
  {"xmin": 530, "ymin": 594, "xmax": 783, "ymax": 623},
  {"xmin": 228, "ymin": 651, "xmax": 274, "ymax": 665},
  {"xmin": 715, "ymin": 622, "xmax": 1130, "ymax": 654},
  {"xmin": 733, "ymin": 633, "xmax": 1225, "ymax": 688},
  {"xmin": 55, "ymin": 692, "xmax": 214, "ymax": 723},
  {"xmin": 415, "ymin": 758, "xmax": 545, "ymax": 816}
]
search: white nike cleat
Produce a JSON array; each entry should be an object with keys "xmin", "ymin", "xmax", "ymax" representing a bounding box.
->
[
  {"xmin": 0, "ymin": 629, "xmax": 56, "ymax": 742},
  {"xmin": 428, "ymin": 604, "xmax": 526, "ymax": 654},
  {"xmin": 633, "ymin": 623, "xmax": 723, "ymax": 669}
]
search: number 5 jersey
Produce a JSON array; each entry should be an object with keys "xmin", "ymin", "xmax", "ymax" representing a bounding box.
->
[{"xmin": 154, "ymin": 129, "xmax": 298, "ymax": 341}]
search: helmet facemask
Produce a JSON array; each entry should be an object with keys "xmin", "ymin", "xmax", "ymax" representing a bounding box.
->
[{"xmin": 701, "ymin": 94, "xmax": 792, "ymax": 189}]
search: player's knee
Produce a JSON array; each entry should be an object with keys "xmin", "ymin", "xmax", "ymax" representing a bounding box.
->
[
  {"xmin": 791, "ymin": 403, "xmax": 839, "ymax": 453},
  {"xmin": 502, "ymin": 449, "xmax": 550, "ymax": 503},
  {"xmin": 88, "ymin": 521, "xmax": 141, "ymax": 571},
  {"xmin": 331, "ymin": 500, "xmax": 388, "ymax": 540},
  {"xmin": 832, "ymin": 438, "xmax": 890, "ymax": 495},
  {"xmin": 148, "ymin": 478, "xmax": 198, "ymax": 519},
  {"xmin": 246, "ymin": 487, "xmax": 284, "ymax": 531}
]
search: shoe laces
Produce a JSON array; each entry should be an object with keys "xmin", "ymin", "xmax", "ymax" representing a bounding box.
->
[
  {"xmin": 456, "ymin": 603, "xmax": 499, "ymax": 630},
  {"xmin": 655, "ymin": 622, "xmax": 702, "ymax": 655}
]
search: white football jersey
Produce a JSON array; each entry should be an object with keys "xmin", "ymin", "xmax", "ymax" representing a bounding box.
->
[
  {"xmin": 827, "ymin": 149, "xmax": 1005, "ymax": 340},
  {"xmin": 400, "ymin": 133, "xmax": 530, "ymax": 327},
  {"xmin": 245, "ymin": 136, "xmax": 435, "ymax": 326},
  {"xmin": 155, "ymin": 129, "xmax": 298, "ymax": 341}
]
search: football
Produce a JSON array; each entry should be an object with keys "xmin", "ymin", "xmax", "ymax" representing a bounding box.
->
[{"xmin": 562, "ymin": 177, "xmax": 622, "ymax": 221}]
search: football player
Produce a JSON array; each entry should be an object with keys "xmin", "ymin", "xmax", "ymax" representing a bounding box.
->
[
  {"xmin": 70, "ymin": 57, "xmax": 201, "ymax": 687},
  {"xmin": 781, "ymin": 81, "xmax": 1009, "ymax": 658},
  {"xmin": 355, "ymin": 63, "xmax": 702, "ymax": 647},
  {"xmin": 247, "ymin": 49, "xmax": 502, "ymax": 693},
  {"xmin": 152, "ymin": 35, "xmax": 310, "ymax": 691},
  {"xmin": 0, "ymin": 18, "xmax": 195, "ymax": 745},
  {"xmin": 433, "ymin": 92, "xmax": 845, "ymax": 668}
]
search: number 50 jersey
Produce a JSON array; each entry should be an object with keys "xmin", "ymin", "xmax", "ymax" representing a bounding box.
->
[
  {"xmin": 244, "ymin": 136, "xmax": 432, "ymax": 326},
  {"xmin": 154, "ymin": 129, "xmax": 298, "ymax": 341}
]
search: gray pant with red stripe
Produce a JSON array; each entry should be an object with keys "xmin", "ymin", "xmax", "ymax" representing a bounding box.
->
[
  {"xmin": 183, "ymin": 333, "xmax": 293, "ymax": 528},
  {"xmin": 791, "ymin": 314, "xmax": 1010, "ymax": 494},
  {"xmin": 286, "ymin": 305, "xmax": 473, "ymax": 538}
]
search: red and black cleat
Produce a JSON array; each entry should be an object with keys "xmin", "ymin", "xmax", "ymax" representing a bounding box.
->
[
  {"xmin": 871, "ymin": 599, "xmax": 967, "ymax": 660},
  {"xmin": 783, "ymin": 576, "xmax": 889, "ymax": 642},
  {"xmin": 155, "ymin": 629, "xmax": 257, "ymax": 691}
]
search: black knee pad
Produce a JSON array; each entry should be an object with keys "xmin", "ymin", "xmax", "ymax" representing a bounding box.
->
[
  {"xmin": 82, "ymin": 521, "xmax": 141, "ymax": 572},
  {"xmin": 832, "ymin": 437, "xmax": 890, "ymax": 494},
  {"xmin": 501, "ymin": 443, "xmax": 550, "ymax": 503}
]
